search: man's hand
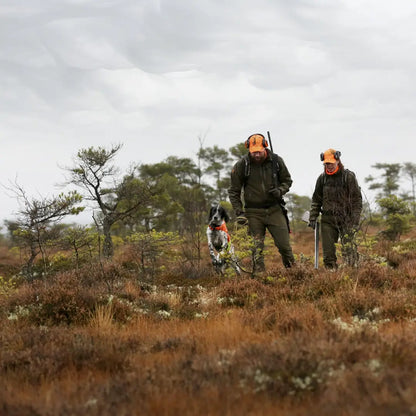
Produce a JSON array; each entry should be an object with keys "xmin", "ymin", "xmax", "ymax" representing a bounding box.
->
[
  {"xmin": 269, "ymin": 187, "xmax": 281, "ymax": 200},
  {"xmin": 308, "ymin": 219, "xmax": 316, "ymax": 230},
  {"xmin": 236, "ymin": 214, "xmax": 248, "ymax": 226}
]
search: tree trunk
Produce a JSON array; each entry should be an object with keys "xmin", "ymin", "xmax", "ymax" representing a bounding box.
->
[
  {"xmin": 25, "ymin": 244, "xmax": 39, "ymax": 281},
  {"xmin": 102, "ymin": 216, "xmax": 114, "ymax": 258}
]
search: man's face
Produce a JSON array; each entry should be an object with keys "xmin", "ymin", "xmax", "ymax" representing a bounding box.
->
[
  {"xmin": 325, "ymin": 161, "xmax": 339, "ymax": 173},
  {"xmin": 250, "ymin": 149, "xmax": 267, "ymax": 163}
]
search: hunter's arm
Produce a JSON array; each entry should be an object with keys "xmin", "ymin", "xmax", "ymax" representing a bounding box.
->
[
  {"xmin": 348, "ymin": 173, "xmax": 363, "ymax": 225},
  {"xmin": 277, "ymin": 156, "xmax": 293, "ymax": 196},
  {"xmin": 309, "ymin": 174, "xmax": 324, "ymax": 221},
  {"xmin": 228, "ymin": 161, "xmax": 244, "ymax": 215}
]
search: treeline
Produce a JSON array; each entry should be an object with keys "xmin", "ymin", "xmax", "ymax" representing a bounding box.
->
[
  {"xmin": 3, "ymin": 143, "xmax": 416, "ymax": 279},
  {"xmin": 365, "ymin": 162, "xmax": 416, "ymax": 240}
]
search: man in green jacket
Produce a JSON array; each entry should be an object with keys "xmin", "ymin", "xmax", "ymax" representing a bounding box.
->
[
  {"xmin": 309, "ymin": 149, "xmax": 362, "ymax": 269},
  {"xmin": 228, "ymin": 134, "xmax": 295, "ymax": 270}
]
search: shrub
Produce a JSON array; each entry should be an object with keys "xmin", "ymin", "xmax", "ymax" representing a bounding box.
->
[
  {"xmin": 217, "ymin": 279, "xmax": 273, "ymax": 308},
  {"xmin": 5, "ymin": 272, "xmax": 99, "ymax": 326},
  {"xmin": 0, "ymin": 275, "xmax": 16, "ymax": 297}
]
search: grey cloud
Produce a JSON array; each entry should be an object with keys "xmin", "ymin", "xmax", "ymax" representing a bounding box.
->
[{"xmin": 1, "ymin": 0, "xmax": 416, "ymax": 223}]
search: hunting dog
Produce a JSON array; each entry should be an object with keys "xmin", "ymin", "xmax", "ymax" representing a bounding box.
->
[{"xmin": 207, "ymin": 204, "xmax": 241, "ymax": 275}]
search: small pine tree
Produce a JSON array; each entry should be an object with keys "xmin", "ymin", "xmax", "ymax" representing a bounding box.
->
[{"xmin": 377, "ymin": 195, "xmax": 412, "ymax": 241}]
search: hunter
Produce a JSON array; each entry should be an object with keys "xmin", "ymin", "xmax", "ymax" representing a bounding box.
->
[
  {"xmin": 309, "ymin": 148, "xmax": 362, "ymax": 268},
  {"xmin": 228, "ymin": 133, "xmax": 295, "ymax": 270}
]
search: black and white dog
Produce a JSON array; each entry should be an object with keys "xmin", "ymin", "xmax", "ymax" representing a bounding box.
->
[{"xmin": 207, "ymin": 204, "xmax": 241, "ymax": 275}]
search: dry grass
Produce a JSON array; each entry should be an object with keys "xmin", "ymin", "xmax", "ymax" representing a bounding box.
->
[
  {"xmin": 1, "ymin": 231, "xmax": 416, "ymax": 415},
  {"xmin": 89, "ymin": 302, "xmax": 115, "ymax": 331}
]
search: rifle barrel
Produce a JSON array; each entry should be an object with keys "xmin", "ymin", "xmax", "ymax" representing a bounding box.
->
[
  {"xmin": 314, "ymin": 224, "xmax": 319, "ymax": 269},
  {"xmin": 267, "ymin": 131, "xmax": 274, "ymax": 153}
]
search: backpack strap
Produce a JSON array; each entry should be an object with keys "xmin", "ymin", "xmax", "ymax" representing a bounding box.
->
[
  {"xmin": 243, "ymin": 154, "xmax": 250, "ymax": 185},
  {"xmin": 322, "ymin": 169, "xmax": 351, "ymax": 187},
  {"xmin": 242, "ymin": 151, "xmax": 280, "ymax": 187},
  {"xmin": 271, "ymin": 152, "xmax": 280, "ymax": 188}
]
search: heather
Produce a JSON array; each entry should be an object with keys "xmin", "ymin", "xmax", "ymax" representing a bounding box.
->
[{"xmin": 1, "ymin": 229, "xmax": 415, "ymax": 416}]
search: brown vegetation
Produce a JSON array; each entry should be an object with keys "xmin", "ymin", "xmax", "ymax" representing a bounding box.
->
[{"xmin": 0, "ymin": 229, "xmax": 416, "ymax": 415}]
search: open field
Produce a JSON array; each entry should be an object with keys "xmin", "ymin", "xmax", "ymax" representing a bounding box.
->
[{"xmin": 1, "ymin": 229, "xmax": 416, "ymax": 415}]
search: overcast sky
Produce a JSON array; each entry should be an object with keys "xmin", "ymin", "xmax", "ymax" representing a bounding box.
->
[{"xmin": 1, "ymin": 0, "xmax": 416, "ymax": 225}]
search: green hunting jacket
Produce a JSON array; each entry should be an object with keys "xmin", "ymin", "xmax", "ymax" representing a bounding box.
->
[
  {"xmin": 228, "ymin": 150, "xmax": 293, "ymax": 214},
  {"xmin": 309, "ymin": 167, "xmax": 362, "ymax": 227}
]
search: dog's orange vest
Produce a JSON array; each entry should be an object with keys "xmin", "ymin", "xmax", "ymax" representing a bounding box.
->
[{"xmin": 209, "ymin": 221, "xmax": 230, "ymax": 242}]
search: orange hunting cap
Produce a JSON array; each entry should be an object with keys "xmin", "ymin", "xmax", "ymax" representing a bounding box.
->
[
  {"xmin": 245, "ymin": 134, "xmax": 268, "ymax": 153},
  {"xmin": 321, "ymin": 148, "xmax": 338, "ymax": 163}
]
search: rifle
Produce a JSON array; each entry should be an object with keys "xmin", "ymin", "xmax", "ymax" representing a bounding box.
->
[
  {"xmin": 267, "ymin": 131, "xmax": 291, "ymax": 233},
  {"xmin": 267, "ymin": 131, "xmax": 274, "ymax": 154},
  {"xmin": 266, "ymin": 131, "xmax": 277, "ymax": 184}
]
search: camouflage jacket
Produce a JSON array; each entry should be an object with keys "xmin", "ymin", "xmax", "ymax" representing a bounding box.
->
[
  {"xmin": 228, "ymin": 149, "xmax": 293, "ymax": 214},
  {"xmin": 310, "ymin": 168, "xmax": 362, "ymax": 227}
]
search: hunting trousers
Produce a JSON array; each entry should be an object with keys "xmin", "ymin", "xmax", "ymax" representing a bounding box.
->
[
  {"xmin": 321, "ymin": 217, "xmax": 358, "ymax": 268},
  {"xmin": 246, "ymin": 205, "xmax": 295, "ymax": 269}
]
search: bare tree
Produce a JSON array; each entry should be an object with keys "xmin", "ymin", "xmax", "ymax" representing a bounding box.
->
[
  {"xmin": 65, "ymin": 144, "xmax": 150, "ymax": 258},
  {"xmin": 8, "ymin": 182, "xmax": 83, "ymax": 279}
]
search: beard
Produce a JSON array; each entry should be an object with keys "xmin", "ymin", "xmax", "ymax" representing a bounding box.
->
[{"xmin": 251, "ymin": 152, "xmax": 267, "ymax": 164}]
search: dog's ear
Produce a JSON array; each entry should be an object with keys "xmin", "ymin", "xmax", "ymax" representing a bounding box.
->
[
  {"xmin": 222, "ymin": 207, "xmax": 230, "ymax": 223},
  {"xmin": 208, "ymin": 206, "xmax": 215, "ymax": 222}
]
